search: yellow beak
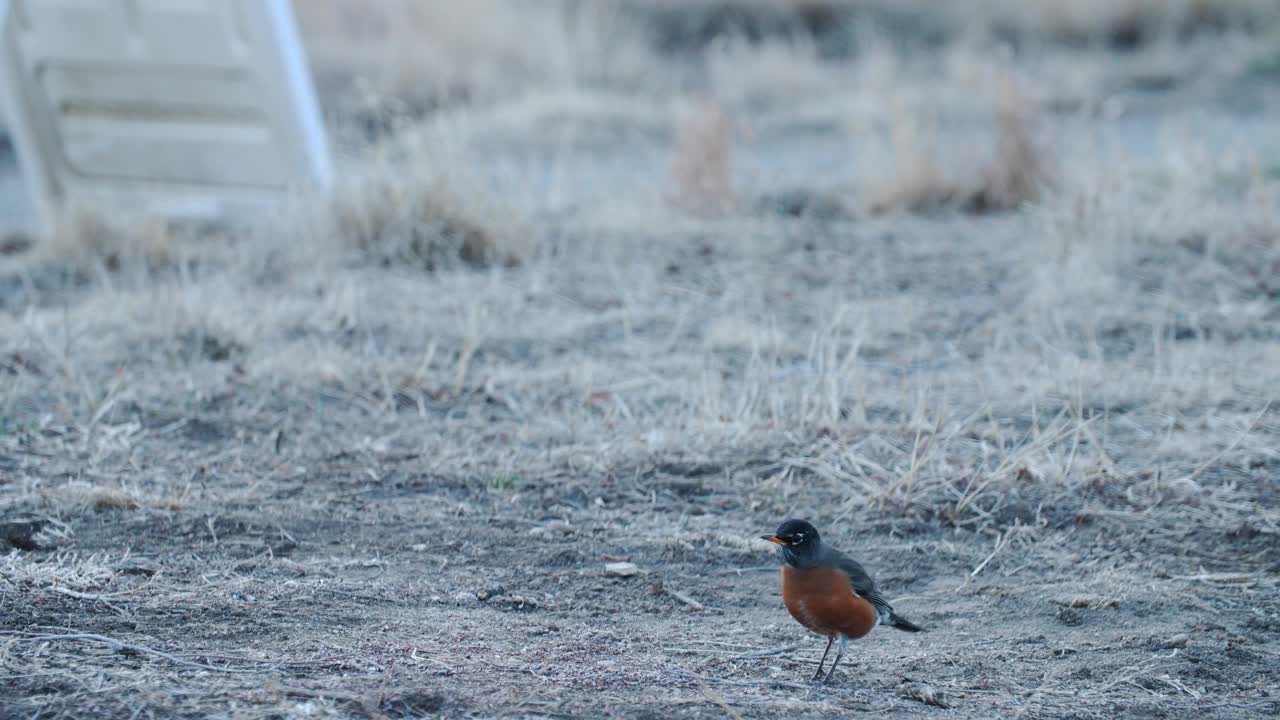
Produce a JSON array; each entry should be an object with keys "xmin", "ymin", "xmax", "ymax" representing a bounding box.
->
[{"xmin": 761, "ymin": 535, "xmax": 784, "ymax": 545}]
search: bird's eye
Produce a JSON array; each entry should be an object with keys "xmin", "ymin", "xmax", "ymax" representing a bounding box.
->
[{"xmin": 792, "ymin": 533, "xmax": 805, "ymax": 542}]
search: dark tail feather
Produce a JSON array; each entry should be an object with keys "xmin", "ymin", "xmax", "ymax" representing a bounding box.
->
[{"xmin": 889, "ymin": 612, "xmax": 924, "ymax": 632}]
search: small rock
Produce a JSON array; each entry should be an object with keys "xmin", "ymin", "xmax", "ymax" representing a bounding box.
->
[
  {"xmin": 0, "ymin": 231, "xmax": 32, "ymax": 256},
  {"xmin": 1056, "ymin": 607, "xmax": 1084, "ymax": 627},
  {"xmin": 900, "ymin": 683, "xmax": 952, "ymax": 708},
  {"xmin": 1165, "ymin": 633, "xmax": 1190, "ymax": 648},
  {"xmin": 1054, "ymin": 595, "xmax": 1119, "ymax": 609},
  {"xmin": 0, "ymin": 520, "xmax": 45, "ymax": 551},
  {"xmin": 270, "ymin": 540, "xmax": 297, "ymax": 557},
  {"xmin": 757, "ymin": 188, "xmax": 849, "ymax": 221},
  {"xmin": 452, "ymin": 591, "xmax": 477, "ymax": 606},
  {"xmin": 494, "ymin": 594, "xmax": 541, "ymax": 610},
  {"xmin": 605, "ymin": 562, "xmax": 639, "ymax": 577},
  {"xmin": 410, "ymin": 543, "xmax": 428, "ymax": 552},
  {"xmin": 476, "ymin": 584, "xmax": 506, "ymax": 601},
  {"xmin": 114, "ymin": 558, "xmax": 159, "ymax": 573}
]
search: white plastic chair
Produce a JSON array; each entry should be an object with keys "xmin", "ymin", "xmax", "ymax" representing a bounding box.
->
[{"xmin": 0, "ymin": 0, "xmax": 332, "ymax": 230}]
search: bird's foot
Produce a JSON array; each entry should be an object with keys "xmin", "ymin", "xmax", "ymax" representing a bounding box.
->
[{"xmin": 809, "ymin": 667, "xmax": 842, "ymax": 685}]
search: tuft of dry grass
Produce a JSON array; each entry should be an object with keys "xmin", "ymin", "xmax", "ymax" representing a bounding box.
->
[
  {"xmin": 634, "ymin": 0, "xmax": 1280, "ymax": 51},
  {"xmin": 867, "ymin": 84, "xmax": 1049, "ymax": 215},
  {"xmin": 974, "ymin": 0, "xmax": 1279, "ymax": 46},
  {"xmin": 318, "ymin": 173, "xmax": 518, "ymax": 272},
  {"xmin": 27, "ymin": 475, "xmax": 189, "ymax": 516},
  {"xmin": 297, "ymin": 0, "xmax": 660, "ymax": 139},
  {"xmin": 278, "ymin": 128, "xmax": 530, "ymax": 274},
  {"xmin": 864, "ymin": 107, "xmax": 957, "ymax": 215},
  {"xmin": 667, "ymin": 100, "xmax": 737, "ymax": 215},
  {"xmin": 42, "ymin": 481, "xmax": 143, "ymax": 514},
  {"xmin": 33, "ymin": 206, "xmax": 183, "ymax": 276},
  {"xmin": 965, "ymin": 84, "xmax": 1051, "ymax": 213},
  {"xmin": 0, "ymin": 551, "xmax": 117, "ymax": 593}
]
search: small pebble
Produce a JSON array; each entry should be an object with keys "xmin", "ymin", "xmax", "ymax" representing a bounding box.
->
[
  {"xmin": 900, "ymin": 683, "xmax": 952, "ymax": 708},
  {"xmin": 605, "ymin": 562, "xmax": 639, "ymax": 577},
  {"xmin": 1165, "ymin": 633, "xmax": 1190, "ymax": 648},
  {"xmin": 476, "ymin": 584, "xmax": 506, "ymax": 601},
  {"xmin": 114, "ymin": 559, "xmax": 160, "ymax": 576},
  {"xmin": 1056, "ymin": 607, "xmax": 1084, "ymax": 626}
]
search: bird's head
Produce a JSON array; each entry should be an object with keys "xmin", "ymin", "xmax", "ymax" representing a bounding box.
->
[{"xmin": 761, "ymin": 519, "xmax": 822, "ymax": 566}]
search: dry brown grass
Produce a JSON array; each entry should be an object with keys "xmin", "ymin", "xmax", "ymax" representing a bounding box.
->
[
  {"xmin": 33, "ymin": 206, "xmax": 184, "ymax": 276},
  {"xmin": 971, "ymin": 85, "xmax": 1049, "ymax": 211},
  {"xmin": 2, "ymin": 3, "xmax": 1279, "ymax": 718},
  {"xmin": 867, "ymin": 83, "xmax": 1050, "ymax": 215},
  {"xmin": 309, "ymin": 166, "xmax": 524, "ymax": 272},
  {"xmin": 39, "ymin": 480, "xmax": 189, "ymax": 515},
  {"xmin": 634, "ymin": 0, "xmax": 1280, "ymax": 44},
  {"xmin": 1, "ymin": 552, "xmax": 117, "ymax": 592},
  {"xmin": 297, "ymin": 0, "xmax": 660, "ymax": 131},
  {"xmin": 0, "ymin": 0, "xmax": 1270, "ymax": 532},
  {"xmin": 667, "ymin": 100, "xmax": 737, "ymax": 215},
  {"xmin": 14, "ymin": 150, "xmax": 526, "ymax": 281},
  {"xmin": 968, "ymin": 0, "xmax": 1279, "ymax": 43}
]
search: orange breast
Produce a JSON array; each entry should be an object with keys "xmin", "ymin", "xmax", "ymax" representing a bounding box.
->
[{"xmin": 780, "ymin": 565, "xmax": 878, "ymax": 639}]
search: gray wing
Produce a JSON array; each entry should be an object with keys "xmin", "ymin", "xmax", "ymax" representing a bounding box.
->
[{"xmin": 831, "ymin": 549, "xmax": 894, "ymax": 620}]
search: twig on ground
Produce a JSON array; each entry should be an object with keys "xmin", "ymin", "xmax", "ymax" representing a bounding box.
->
[
  {"xmin": 668, "ymin": 586, "xmax": 716, "ymax": 612},
  {"xmin": 1181, "ymin": 401, "xmax": 1271, "ymax": 485},
  {"xmin": 676, "ymin": 665, "xmax": 747, "ymax": 720},
  {"xmin": 47, "ymin": 587, "xmax": 129, "ymax": 616},
  {"xmin": 971, "ymin": 530, "xmax": 1010, "ymax": 577},
  {"xmin": 700, "ymin": 685, "xmax": 745, "ymax": 720},
  {"xmin": 673, "ymin": 664, "xmax": 812, "ymax": 691},
  {"xmin": 313, "ymin": 586, "xmax": 400, "ymax": 604},
  {"xmin": 1169, "ymin": 572, "xmax": 1264, "ymax": 585},
  {"xmin": 4, "ymin": 632, "xmax": 273, "ymax": 673},
  {"xmin": 1196, "ymin": 699, "xmax": 1280, "ymax": 710},
  {"xmin": 49, "ymin": 586, "xmax": 131, "ymax": 602},
  {"xmin": 276, "ymin": 685, "xmax": 368, "ymax": 703},
  {"xmin": 734, "ymin": 644, "xmax": 801, "ymax": 659},
  {"xmin": 669, "ymin": 644, "xmax": 802, "ymax": 659}
]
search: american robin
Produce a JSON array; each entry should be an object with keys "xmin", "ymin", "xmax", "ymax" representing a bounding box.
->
[{"xmin": 761, "ymin": 519, "xmax": 923, "ymax": 684}]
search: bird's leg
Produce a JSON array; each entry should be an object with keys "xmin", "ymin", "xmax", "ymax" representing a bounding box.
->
[
  {"xmin": 821, "ymin": 633, "xmax": 847, "ymax": 685},
  {"xmin": 810, "ymin": 635, "xmax": 835, "ymax": 682}
]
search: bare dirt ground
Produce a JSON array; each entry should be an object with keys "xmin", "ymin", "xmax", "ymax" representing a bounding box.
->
[{"xmin": 2, "ymin": 2, "xmax": 1280, "ymax": 718}]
